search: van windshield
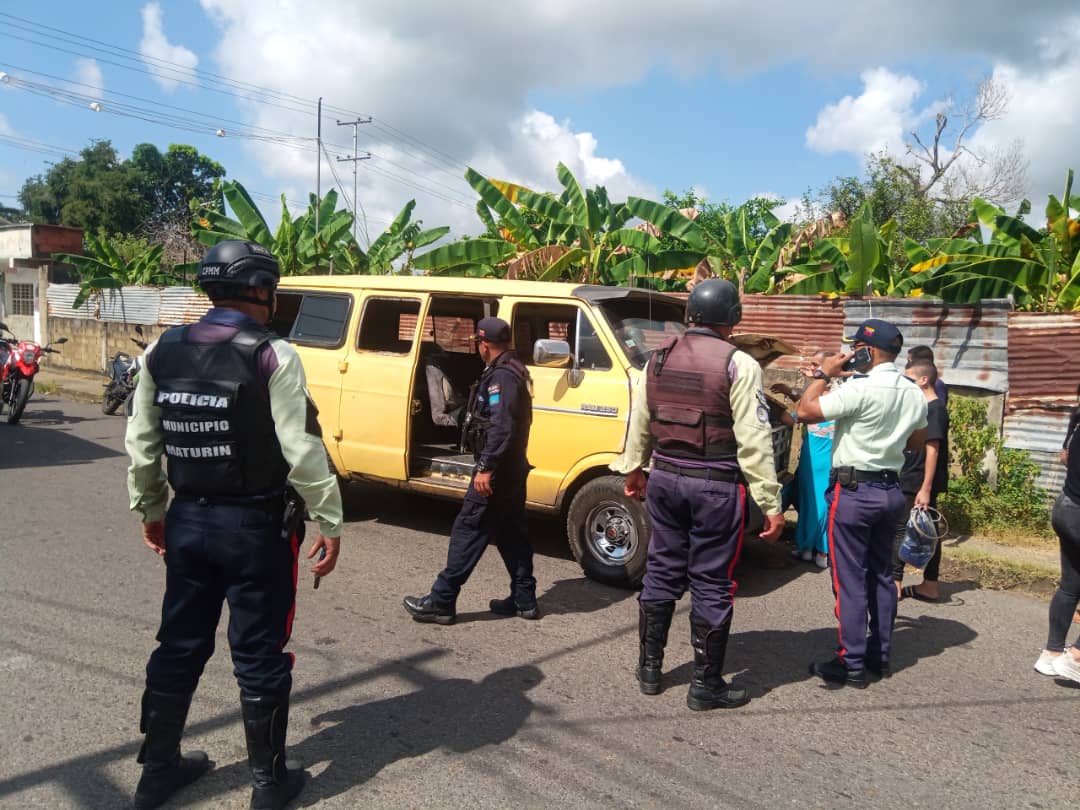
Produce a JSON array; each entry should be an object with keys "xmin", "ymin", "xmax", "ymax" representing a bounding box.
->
[{"xmin": 596, "ymin": 297, "xmax": 686, "ymax": 369}]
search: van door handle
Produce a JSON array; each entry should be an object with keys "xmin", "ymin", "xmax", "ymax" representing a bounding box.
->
[{"xmin": 338, "ymin": 359, "xmax": 348, "ymax": 373}]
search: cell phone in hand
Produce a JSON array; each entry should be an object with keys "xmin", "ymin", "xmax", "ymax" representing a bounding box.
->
[{"xmin": 841, "ymin": 346, "xmax": 872, "ymax": 373}]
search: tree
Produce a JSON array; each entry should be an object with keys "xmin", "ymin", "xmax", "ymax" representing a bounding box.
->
[
  {"xmin": 130, "ymin": 143, "xmax": 225, "ymax": 227},
  {"xmin": 17, "ymin": 139, "xmax": 226, "ymax": 237}
]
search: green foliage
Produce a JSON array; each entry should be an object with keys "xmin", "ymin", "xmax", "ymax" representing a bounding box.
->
[
  {"xmin": 18, "ymin": 140, "xmax": 225, "ymax": 235},
  {"xmin": 909, "ymin": 170, "xmax": 1080, "ymax": 310},
  {"xmin": 53, "ymin": 232, "xmax": 180, "ymax": 309},
  {"xmin": 421, "ymin": 163, "xmax": 691, "ymax": 283},
  {"xmin": 937, "ymin": 396, "xmax": 1051, "ymax": 537},
  {"xmin": 191, "ymin": 180, "xmax": 448, "ymax": 277}
]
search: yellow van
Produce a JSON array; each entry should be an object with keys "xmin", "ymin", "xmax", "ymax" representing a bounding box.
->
[{"xmin": 273, "ymin": 275, "xmax": 794, "ymax": 587}]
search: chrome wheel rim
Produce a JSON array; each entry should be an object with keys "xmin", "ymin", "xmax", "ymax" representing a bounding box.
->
[{"xmin": 585, "ymin": 500, "xmax": 638, "ymax": 566}]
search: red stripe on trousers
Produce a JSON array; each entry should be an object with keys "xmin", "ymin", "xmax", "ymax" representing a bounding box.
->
[
  {"xmin": 283, "ymin": 530, "xmax": 300, "ymax": 669},
  {"xmin": 826, "ymin": 481, "xmax": 846, "ymax": 659},
  {"xmin": 726, "ymin": 483, "xmax": 748, "ymax": 598}
]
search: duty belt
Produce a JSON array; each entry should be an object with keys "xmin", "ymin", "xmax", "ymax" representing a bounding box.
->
[
  {"xmin": 830, "ymin": 466, "xmax": 899, "ymax": 484},
  {"xmin": 653, "ymin": 459, "xmax": 743, "ymax": 483}
]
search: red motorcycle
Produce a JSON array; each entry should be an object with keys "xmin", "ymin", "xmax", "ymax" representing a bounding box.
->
[{"xmin": 0, "ymin": 321, "xmax": 68, "ymax": 425}]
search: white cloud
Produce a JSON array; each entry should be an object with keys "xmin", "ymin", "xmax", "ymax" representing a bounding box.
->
[
  {"xmin": 806, "ymin": 68, "xmax": 927, "ymax": 157},
  {"xmin": 74, "ymin": 58, "xmax": 104, "ymax": 94},
  {"xmin": 139, "ymin": 2, "xmax": 199, "ymax": 92},
  {"xmin": 191, "ymin": 0, "xmax": 1080, "ymax": 238},
  {"xmin": 966, "ymin": 23, "xmax": 1080, "ymax": 206},
  {"xmin": 0, "ymin": 113, "xmax": 14, "ymax": 137}
]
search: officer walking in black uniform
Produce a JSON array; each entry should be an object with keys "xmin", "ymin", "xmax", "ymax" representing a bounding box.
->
[
  {"xmin": 403, "ymin": 316, "xmax": 537, "ymax": 624},
  {"xmin": 125, "ymin": 241, "xmax": 343, "ymax": 810}
]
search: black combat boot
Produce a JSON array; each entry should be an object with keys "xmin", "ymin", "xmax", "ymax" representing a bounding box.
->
[
  {"xmin": 637, "ymin": 600, "xmax": 675, "ymax": 695},
  {"xmin": 686, "ymin": 616, "xmax": 750, "ymax": 711},
  {"xmin": 241, "ymin": 692, "xmax": 306, "ymax": 810},
  {"xmin": 133, "ymin": 689, "xmax": 212, "ymax": 810}
]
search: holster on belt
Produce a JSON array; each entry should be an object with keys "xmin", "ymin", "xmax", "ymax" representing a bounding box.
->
[
  {"xmin": 280, "ymin": 487, "xmax": 306, "ymax": 542},
  {"xmin": 829, "ymin": 466, "xmax": 859, "ymax": 491}
]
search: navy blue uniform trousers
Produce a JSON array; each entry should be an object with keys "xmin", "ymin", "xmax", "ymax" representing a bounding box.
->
[
  {"xmin": 826, "ymin": 481, "xmax": 906, "ymax": 670},
  {"xmin": 431, "ymin": 469, "xmax": 536, "ymax": 606},
  {"xmin": 146, "ymin": 497, "xmax": 302, "ymax": 697},
  {"xmin": 640, "ymin": 469, "xmax": 746, "ymax": 627}
]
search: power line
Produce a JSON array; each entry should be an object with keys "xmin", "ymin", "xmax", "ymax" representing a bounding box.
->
[{"xmin": 0, "ymin": 13, "xmax": 481, "ymax": 178}]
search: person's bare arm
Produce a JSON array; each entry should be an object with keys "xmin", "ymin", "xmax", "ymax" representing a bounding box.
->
[{"xmin": 915, "ymin": 439, "xmax": 939, "ymax": 508}]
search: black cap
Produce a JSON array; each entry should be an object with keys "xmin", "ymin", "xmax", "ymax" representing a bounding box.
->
[
  {"xmin": 844, "ymin": 318, "xmax": 903, "ymax": 353},
  {"xmin": 471, "ymin": 316, "xmax": 511, "ymax": 343}
]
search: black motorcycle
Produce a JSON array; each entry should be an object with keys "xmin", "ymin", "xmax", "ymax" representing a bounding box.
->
[{"xmin": 102, "ymin": 327, "xmax": 149, "ymax": 415}]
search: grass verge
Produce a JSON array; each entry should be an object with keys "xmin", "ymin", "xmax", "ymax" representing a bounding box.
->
[{"xmin": 942, "ymin": 548, "xmax": 1059, "ymax": 599}]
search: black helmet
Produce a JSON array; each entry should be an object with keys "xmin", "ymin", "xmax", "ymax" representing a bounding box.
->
[
  {"xmin": 686, "ymin": 278, "xmax": 741, "ymax": 327},
  {"xmin": 198, "ymin": 240, "xmax": 280, "ymax": 297}
]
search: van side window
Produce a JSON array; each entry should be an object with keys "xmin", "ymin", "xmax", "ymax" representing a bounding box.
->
[
  {"xmin": 272, "ymin": 291, "xmax": 351, "ymax": 347},
  {"xmin": 358, "ymin": 297, "xmax": 421, "ymax": 353},
  {"xmin": 512, "ymin": 304, "xmax": 611, "ymax": 370}
]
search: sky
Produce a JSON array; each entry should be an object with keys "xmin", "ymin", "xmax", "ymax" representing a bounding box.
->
[{"xmin": 1, "ymin": 1, "xmax": 1078, "ymax": 247}]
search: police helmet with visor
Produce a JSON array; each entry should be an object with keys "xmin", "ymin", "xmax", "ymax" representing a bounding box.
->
[
  {"xmin": 198, "ymin": 240, "xmax": 280, "ymax": 305},
  {"xmin": 686, "ymin": 278, "xmax": 742, "ymax": 327}
]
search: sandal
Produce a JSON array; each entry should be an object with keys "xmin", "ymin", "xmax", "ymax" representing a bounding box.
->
[{"xmin": 900, "ymin": 585, "xmax": 939, "ymax": 603}]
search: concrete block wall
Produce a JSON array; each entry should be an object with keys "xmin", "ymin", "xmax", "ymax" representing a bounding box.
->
[{"xmin": 44, "ymin": 318, "xmax": 167, "ymax": 373}]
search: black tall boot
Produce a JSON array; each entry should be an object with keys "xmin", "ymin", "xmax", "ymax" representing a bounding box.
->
[
  {"xmin": 637, "ymin": 600, "xmax": 675, "ymax": 695},
  {"xmin": 686, "ymin": 616, "xmax": 750, "ymax": 711},
  {"xmin": 241, "ymin": 692, "xmax": 306, "ymax": 810},
  {"xmin": 133, "ymin": 689, "xmax": 211, "ymax": 810}
]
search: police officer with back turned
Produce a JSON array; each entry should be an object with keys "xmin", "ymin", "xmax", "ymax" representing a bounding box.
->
[
  {"xmin": 797, "ymin": 318, "xmax": 927, "ymax": 688},
  {"xmin": 403, "ymin": 316, "xmax": 537, "ymax": 624},
  {"xmin": 125, "ymin": 240, "xmax": 343, "ymax": 810},
  {"xmin": 612, "ymin": 279, "xmax": 784, "ymax": 711}
]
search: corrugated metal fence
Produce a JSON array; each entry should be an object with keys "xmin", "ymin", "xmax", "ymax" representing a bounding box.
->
[
  {"xmin": 47, "ymin": 284, "xmax": 210, "ymax": 325},
  {"xmin": 1003, "ymin": 312, "xmax": 1080, "ymax": 494}
]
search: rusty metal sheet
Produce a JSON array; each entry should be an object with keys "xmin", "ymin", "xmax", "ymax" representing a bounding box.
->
[
  {"xmin": 845, "ymin": 298, "xmax": 1011, "ymax": 392},
  {"xmin": 160, "ymin": 287, "xmax": 212, "ymax": 325},
  {"xmin": 1006, "ymin": 312, "xmax": 1080, "ymax": 411},
  {"xmin": 47, "ymin": 284, "xmax": 161, "ymax": 324},
  {"xmin": 667, "ymin": 293, "xmax": 846, "ymax": 369},
  {"xmin": 1002, "ymin": 410, "xmax": 1070, "ymax": 495},
  {"xmin": 45, "ymin": 284, "xmax": 83, "ymax": 319}
]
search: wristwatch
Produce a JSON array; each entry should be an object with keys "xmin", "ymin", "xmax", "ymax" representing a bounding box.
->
[
  {"xmin": 812, "ymin": 369, "xmax": 830, "ymax": 381},
  {"xmin": 475, "ymin": 461, "xmax": 491, "ymax": 473}
]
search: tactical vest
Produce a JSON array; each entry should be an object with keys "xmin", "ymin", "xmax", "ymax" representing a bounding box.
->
[
  {"xmin": 148, "ymin": 325, "xmax": 290, "ymax": 499},
  {"xmin": 461, "ymin": 352, "xmax": 533, "ymax": 460},
  {"xmin": 646, "ymin": 330, "xmax": 738, "ymax": 461}
]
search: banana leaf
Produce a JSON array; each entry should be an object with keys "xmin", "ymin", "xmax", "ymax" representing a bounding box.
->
[
  {"xmin": 412, "ymin": 238, "xmax": 517, "ymax": 271},
  {"xmin": 222, "ymin": 182, "xmax": 273, "ymax": 247},
  {"xmin": 745, "ymin": 223, "xmax": 794, "ymax": 293},
  {"xmin": 515, "ymin": 190, "xmax": 573, "ymax": 224},
  {"xmin": 557, "ymin": 162, "xmax": 595, "ymax": 234},
  {"xmin": 465, "ymin": 168, "xmax": 539, "ymax": 250},
  {"xmin": 625, "ymin": 198, "xmax": 711, "ymax": 253}
]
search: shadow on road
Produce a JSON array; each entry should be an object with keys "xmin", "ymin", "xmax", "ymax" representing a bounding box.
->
[
  {"xmin": 340, "ymin": 481, "xmax": 574, "ymax": 563},
  {"xmin": 0, "ymin": 421, "xmax": 123, "ymax": 469},
  {"xmin": 663, "ymin": 614, "xmax": 979, "ymax": 698},
  {"xmin": 190, "ymin": 664, "xmax": 546, "ymax": 807}
]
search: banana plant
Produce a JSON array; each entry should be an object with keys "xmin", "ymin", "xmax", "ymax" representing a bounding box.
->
[
  {"xmin": 414, "ymin": 163, "xmax": 699, "ymax": 284},
  {"xmin": 54, "ymin": 235, "xmax": 175, "ymax": 309},
  {"xmin": 624, "ymin": 197, "xmax": 792, "ymax": 292},
  {"xmin": 907, "ymin": 170, "xmax": 1080, "ymax": 310},
  {"xmin": 774, "ymin": 202, "xmax": 906, "ymax": 297}
]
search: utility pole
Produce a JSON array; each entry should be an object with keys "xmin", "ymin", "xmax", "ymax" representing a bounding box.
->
[
  {"xmin": 336, "ymin": 116, "xmax": 372, "ymax": 244},
  {"xmin": 315, "ymin": 97, "xmax": 322, "ymax": 271}
]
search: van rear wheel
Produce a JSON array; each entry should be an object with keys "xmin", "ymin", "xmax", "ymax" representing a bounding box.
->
[{"xmin": 566, "ymin": 476, "xmax": 649, "ymax": 588}]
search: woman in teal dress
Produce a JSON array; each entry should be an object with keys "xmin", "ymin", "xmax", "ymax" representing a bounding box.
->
[{"xmin": 772, "ymin": 351, "xmax": 836, "ymax": 568}]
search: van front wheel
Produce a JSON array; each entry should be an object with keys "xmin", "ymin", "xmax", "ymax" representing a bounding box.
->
[{"xmin": 566, "ymin": 476, "xmax": 649, "ymax": 588}]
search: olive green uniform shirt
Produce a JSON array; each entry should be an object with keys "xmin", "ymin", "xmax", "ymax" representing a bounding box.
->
[
  {"xmin": 610, "ymin": 348, "xmax": 782, "ymax": 515},
  {"xmin": 125, "ymin": 336, "xmax": 344, "ymax": 537}
]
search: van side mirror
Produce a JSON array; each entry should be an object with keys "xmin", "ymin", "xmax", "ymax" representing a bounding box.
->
[{"xmin": 533, "ymin": 339, "xmax": 572, "ymax": 368}]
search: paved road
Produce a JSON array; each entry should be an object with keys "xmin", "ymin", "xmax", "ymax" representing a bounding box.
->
[{"xmin": 1, "ymin": 397, "xmax": 1076, "ymax": 809}]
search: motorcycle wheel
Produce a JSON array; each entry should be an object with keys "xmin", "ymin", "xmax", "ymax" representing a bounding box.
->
[
  {"xmin": 7, "ymin": 378, "xmax": 31, "ymax": 424},
  {"xmin": 102, "ymin": 390, "xmax": 123, "ymax": 415}
]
